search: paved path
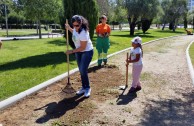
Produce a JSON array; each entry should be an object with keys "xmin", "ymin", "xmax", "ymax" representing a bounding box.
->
[
  {"xmin": 0, "ymin": 33, "xmax": 63, "ymax": 41},
  {"xmin": 89, "ymin": 35, "xmax": 194, "ymax": 126}
]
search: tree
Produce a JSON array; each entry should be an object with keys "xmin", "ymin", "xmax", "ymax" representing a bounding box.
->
[
  {"xmin": 184, "ymin": 17, "xmax": 187, "ymax": 29},
  {"xmin": 0, "ymin": 0, "xmax": 13, "ymax": 36},
  {"xmin": 63, "ymin": 0, "xmax": 98, "ymax": 49},
  {"xmin": 96, "ymin": 0, "xmax": 109, "ymax": 15},
  {"xmin": 161, "ymin": 0, "xmax": 187, "ymax": 32},
  {"xmin": 142, "ymin": 19, "xmax": 151, "ymax": 34},
  {"xmin": 113, "ymin": 0, "xmax": 127, "ymax": 23},
  {"xmin": 22, "ymin": 0, "xmax": 61, "ymax": 39},
  {"xmin": 125, "ymin": 0, "xmax": 160, "ymax": 35}
]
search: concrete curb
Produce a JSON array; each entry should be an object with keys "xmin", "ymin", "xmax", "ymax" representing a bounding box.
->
[
  {"xmin": 0, "ymin": 34, "xmax": 186, "ymax": 111},
  {"xmin": 186, "ymin": 40, "xmax": 194, "ymax": 86}
]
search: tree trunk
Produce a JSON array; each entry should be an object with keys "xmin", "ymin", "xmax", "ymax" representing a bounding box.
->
[
  {"xmin": 38, "ymin": 20, "xmax": 42, "ymax": 39},
  {"xmin": 162, "ymin": 23, "xmax": 166, "ymax": 30},
  {"xmin": 36, "ymin": 21, "xmax": 39, "ymax": 35},
  {"xmin": 130, "ymin": 22, "xmax": 136, "ymax": 36},
  {"xmin": 193, "ymin": 16, "xmax": 194, "ymax": 30}
]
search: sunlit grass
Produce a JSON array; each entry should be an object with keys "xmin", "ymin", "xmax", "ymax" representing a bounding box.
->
[{"xmin": 189, "ymin": 42, "xmax": 194, "ymax": 66}]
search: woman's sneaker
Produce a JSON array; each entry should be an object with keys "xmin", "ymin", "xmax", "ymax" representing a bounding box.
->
[
  {"xmin": 76, "ymin": 88, "xmax": 85, "ymax": 95},
  {"xmin": 84, "ymin": 88, "xmax": 91, "ymax": 98}
]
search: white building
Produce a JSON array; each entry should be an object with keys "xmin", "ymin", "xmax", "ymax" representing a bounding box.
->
[{"xmin": 188, "ymin": 0, "xmax": 194, "ymax": 10}]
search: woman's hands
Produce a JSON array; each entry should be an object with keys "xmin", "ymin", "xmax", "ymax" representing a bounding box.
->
[
  {"xmin": 66, "ymin": 50, "xmax": 74, "ymax": 55},
  {"xmin": 65, "ymin": 23, "xmax": 73, "ymax": 33},
  {"xmin": 65, "ymin": 24, "xmax": 70, "ymax": 30}
]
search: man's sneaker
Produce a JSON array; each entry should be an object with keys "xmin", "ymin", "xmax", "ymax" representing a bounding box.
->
[
  {"xmin": 76, "ymin": 88, "xmax": 85, "ymax": 95},
  {"xmin": 128, "ymin": 87, "xmax": 136, "ymax": 93},
  {"xmin": 84, "ymin": 88, "xmax": 91, "ymax": 98},
  {"xmin": 136, "ymin": 86, "xmax": 142, "ymax": 92}
]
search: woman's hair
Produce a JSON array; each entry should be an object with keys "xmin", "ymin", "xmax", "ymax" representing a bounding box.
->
[{"xmin": 71, "ymin": 15, "xmax": 89, "ymax": 34}]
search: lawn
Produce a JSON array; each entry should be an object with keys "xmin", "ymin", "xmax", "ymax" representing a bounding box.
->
[
  {"xmin": 0, "ymin": 28, "xmax": 186, "ymax": 100},
  {"xmin": 189, "ymin": 42, "xmax": 194, "ymax": 65}
]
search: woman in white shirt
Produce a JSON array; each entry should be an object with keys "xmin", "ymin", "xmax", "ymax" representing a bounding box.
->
[
  {"xmin": 65, "ymin": 15, "xmax": 93, "ymax": 98},
  {"xmin": 126, "ymin": 36, "xmax": 143, "ymax": 93}
]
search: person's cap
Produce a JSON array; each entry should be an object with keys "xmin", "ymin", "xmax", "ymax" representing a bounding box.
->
[
  {"xmin": 100, "ymin": 15, "xmax": 107, "ymax": 20},
  {"xmin": 131, "ymin": 36, "xmax": 142, "ymax": 44}
]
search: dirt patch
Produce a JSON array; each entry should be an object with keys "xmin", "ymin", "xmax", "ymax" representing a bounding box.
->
[
  {"xmin": 0, "ymin": 35, "xmax": 194, "ymax": 126},
  {"xmin": 0, "ymin": 65, "xmax": 123, "ymax": 126}
]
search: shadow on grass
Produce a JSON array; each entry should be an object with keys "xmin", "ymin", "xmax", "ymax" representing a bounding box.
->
[
  {"xmin": 47, "ymin": 39, "xmax": 66, "ymax": 46},
  {"xmin": 155, "ymin": 30, "xmax": 184, "ymax": 34},
  {"xmin": 35, "ymin": 95, "xmax": 86, "ymax": 124},
  {"xmin": 111, "ymin": 32, "xmax": 155, "ymax": 38},
  {"xmin": 138, "ymin": 89, "xmax": 194, "ymax": 126},
  {"xmin": 0, "ymin": 52, "xmax": 76, "ymax": 71}
]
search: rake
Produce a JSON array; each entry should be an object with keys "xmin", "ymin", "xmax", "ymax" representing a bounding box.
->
[
  {"xmin": 119, "ymin": 52, "xmax": 129, "ymax": 90},
  {"xmin": 61, "ymin": 19, "xmax": 76, "ymax": 95}
]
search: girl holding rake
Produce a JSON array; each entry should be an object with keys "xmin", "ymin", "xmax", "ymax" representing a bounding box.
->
[{"xmin": 126, "ymin": 36, "xmax": 143, "ymax": 93}]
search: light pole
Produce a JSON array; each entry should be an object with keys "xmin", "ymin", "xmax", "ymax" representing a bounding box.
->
[{"xmin": 4, "ymin": 4, "xmax": 8, "ymax": 37}]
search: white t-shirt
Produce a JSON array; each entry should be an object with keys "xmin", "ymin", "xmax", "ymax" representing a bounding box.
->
[
  {"xmin": 72, "ymin": 28, "xmax": 93, "ymax": 52},
  {"xmin": 130, "ymin": 47, "xmax": 143, "ymax": 65}
]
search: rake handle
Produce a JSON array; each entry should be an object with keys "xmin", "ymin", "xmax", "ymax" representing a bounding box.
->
[
  {"xmin": 66, "ymin": 19, "xmax": 70, "ymax": 84},
  {"xmin": 126, "ymin": 52, "xmax": 129, "ymax": 86}
]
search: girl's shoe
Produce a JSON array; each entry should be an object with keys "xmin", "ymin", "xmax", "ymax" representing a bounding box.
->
[
  {"xmin": 136, "ymin": 86, "xmax": 142, "ymax": 91},
  {"xmin": 128, "ymin": 87, "xmax": 136, "ymax": 93}
]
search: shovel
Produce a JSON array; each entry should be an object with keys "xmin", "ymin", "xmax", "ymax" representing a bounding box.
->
[
  {"xmin": 119, "ymin": 52, "xmax": 129, "ymax": 90},
  {"xmin": 61, "ymin": 19, "xmax": 76, "ymax": 94}
]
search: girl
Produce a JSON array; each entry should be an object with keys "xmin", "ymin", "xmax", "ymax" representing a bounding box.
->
[
  {"xmin": 65, "ymin": 15, "xmax": 94, "ymax": 98},
  {"xmin": 126, "ymin": 36, "xmax": 143, "ymax": 93}
]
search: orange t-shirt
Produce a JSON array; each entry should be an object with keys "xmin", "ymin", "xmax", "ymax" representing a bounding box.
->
[{"xmin": 96, "ymin": 23, "xmax": 111, "ymax": 34}]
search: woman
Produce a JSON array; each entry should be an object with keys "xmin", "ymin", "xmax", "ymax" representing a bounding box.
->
[
  {"xmin": 96, "ymin": 14, "xmax": 111, "ymax": 67},
  {"xmin": 65, "ymin": 15, "xmax": 94, "ymax": 98}
]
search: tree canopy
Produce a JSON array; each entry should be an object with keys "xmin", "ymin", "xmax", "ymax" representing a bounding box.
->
[
  {"xmin": 63, "ymin": 0, "xmax": 98, "ymax": 48},
  {"xmin": 125, "ymin": 0, "xmax": 160, "ymax": 35}
]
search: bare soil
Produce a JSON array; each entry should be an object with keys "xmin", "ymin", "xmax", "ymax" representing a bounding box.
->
[{"xmin": 0, "ymin": 35, "xmax": 194, "ymax": 126}]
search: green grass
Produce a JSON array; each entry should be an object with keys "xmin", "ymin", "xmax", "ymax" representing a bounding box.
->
[
  {"xmin": 189, "ymin": 42, "xmax": 194, "ymax": 65},
  {"xmin": 0, "ymin": 28, "xmax": 186, "ymax": 100}
]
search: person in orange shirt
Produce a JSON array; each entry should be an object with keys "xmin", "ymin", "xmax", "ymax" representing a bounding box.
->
[{"xmin": 96, "ymin": 15, "xmax": 111, "ymax": 67}]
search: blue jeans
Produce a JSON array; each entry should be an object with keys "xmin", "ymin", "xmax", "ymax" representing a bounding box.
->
[{"xmin": 75, "ymin": 50, "xmax": 93, "ymax": 89}]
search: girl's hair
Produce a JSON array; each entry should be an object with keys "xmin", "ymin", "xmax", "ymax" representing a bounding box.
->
[
  {"xmin": 71, "ymin": 15, "xmax": 89, "ymax": 34},
  {"xmin": 138, "ymin": 43, "xmax": 143, "ymax": 58}
]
